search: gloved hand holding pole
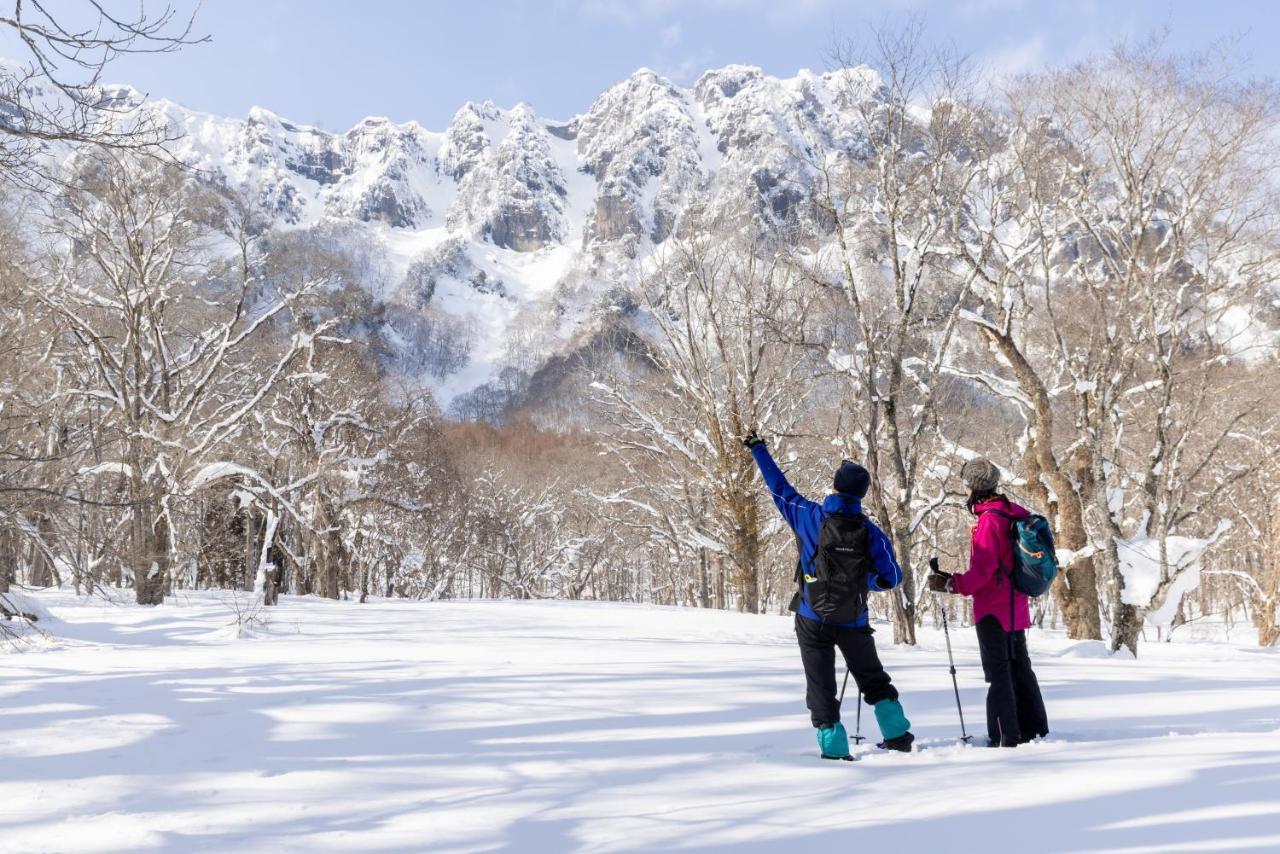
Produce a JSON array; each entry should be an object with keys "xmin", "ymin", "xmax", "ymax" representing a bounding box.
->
[{"xmin": 926, "ymin": 556, "xmax": 953, "ymax": 593}]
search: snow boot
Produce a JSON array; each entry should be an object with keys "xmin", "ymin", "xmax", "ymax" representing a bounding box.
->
[
  {"xmin": 878, "ymin": 732, "xmax": 916, "ymax": 752},
  {"xmin": 816, "ymin": 722, "xmax": 851, "ymax": 760}
]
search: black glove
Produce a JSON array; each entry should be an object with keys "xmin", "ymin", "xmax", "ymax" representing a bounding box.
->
[
  {"xmin": 742, "ymin": 430, "xmax": 765, "ymax": 450},
  {"xmin": 925, "ymin": 572, "xmax": 953, "ymax": 593}
]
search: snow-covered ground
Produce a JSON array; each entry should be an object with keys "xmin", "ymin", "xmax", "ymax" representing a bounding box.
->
[{"xmin": 3, "ymin": 593, "xmax": 1279, "ymax": 853}]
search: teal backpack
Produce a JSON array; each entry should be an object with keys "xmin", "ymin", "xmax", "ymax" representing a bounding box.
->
[{"xmin": 990, "ymin": 510, "xmax": 1058, "ymax": 597}]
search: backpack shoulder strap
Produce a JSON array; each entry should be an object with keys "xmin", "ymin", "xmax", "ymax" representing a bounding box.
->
[
  {"xmin": 827, "ymin": 509, "xmax": 866, "ymax": 528},
  {"xmin": 789, "ymin": 531, "xmax": 804, "ymax": 613},
  {"xmin": 980, "ymin": 508, "xmax": 1020, "ymax": 534},
  {"xmin": 793, "ymin": 530, "xmax": 805, "ymax": 582}
]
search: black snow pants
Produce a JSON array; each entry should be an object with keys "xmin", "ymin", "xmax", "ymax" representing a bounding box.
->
[
  {"xmin": 975, "ymin": 615, "xmax": 1049, "ymax": 746},
  {"xmin": 796, "ymin": 614, "xmax": 898, "ymax": 728}
]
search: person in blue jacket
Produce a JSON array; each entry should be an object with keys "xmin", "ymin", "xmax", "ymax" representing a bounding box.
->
[{"xmin": 743, "ymin": 431, "xmax": 915, "ymax": 758}]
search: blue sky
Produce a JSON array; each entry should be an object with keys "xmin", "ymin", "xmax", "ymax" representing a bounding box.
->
[{"xmin": 3, "ymin": 0, "xmax": 1278, "ymax": 129}]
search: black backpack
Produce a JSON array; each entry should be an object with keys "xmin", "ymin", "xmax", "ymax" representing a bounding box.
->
[{"xmin": 793, "ymin": 513, "xmax": 872, "ymax": 623}]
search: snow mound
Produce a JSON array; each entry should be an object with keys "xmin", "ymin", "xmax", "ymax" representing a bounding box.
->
[
  {"xmin": 0, "ymin": 588, "xmax": 56, "ymax": 623},
  {"xmin": 1117, "ymin": 521, "xmax": 1231, "ymax": 634},
  {"xmin": 1052, "ymin": 640, "xmax": 1119, "ymax": 659},
  {"xmin": 204, "ymin": 620, "xmax": 272, "ymax": 641}
]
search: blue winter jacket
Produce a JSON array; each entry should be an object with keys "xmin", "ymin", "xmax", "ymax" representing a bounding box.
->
[{"xmin": 751, "ymin": 444, "xmax": 902, "ymax": 628}]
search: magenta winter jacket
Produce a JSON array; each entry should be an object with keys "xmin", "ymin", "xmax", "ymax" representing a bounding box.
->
[{"xmin": 951, "ymin": 497, "xmax": 1032, "ymax": 632}]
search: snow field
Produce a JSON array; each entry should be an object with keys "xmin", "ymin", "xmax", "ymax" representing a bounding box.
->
[{"xmin": 2, "ymin": 593, "xmax": 1279, "ymax": 853}]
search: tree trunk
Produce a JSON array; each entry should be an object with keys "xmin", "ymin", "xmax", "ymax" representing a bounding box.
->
[
  {"xmin": 242, "ymin": 511, "xmax": 258, "ymax": 592},
  {"xmin": 317, "ymin": 541, "xmax": 339, "ymax": 600},
  {"xmin": 726, "ymin": 485, "xmax": 762, "ymax": 613},
  {"xmin": 986, "ymin": 327, "xmax": 1102, "ymax": 640},
  {"xmin": 699, "ymin": 548, "xmax": 709, "ymax": 608},
  {"xmin": 1039, "ymin": 447, "xmax": 1103, "ymax": 642},
  {"xmin": 715, "ymin": 557, "xmax": 725, "ymax": 610},
  {"xmin": 314, "ymin": 497, "xmax": 341, "ymax": 600},
  {"xmin": 0, "ymin": 528, "xmax": 13, "ymax": 593},
  {"xmin": 263, "ymin": 543, "xmax": 282, "ymax": 607},
  {"xmin": 1110, "ymin": 595, "xmax": 1143, "ymax": 655},
  {"xmin": 1255, "ymin": 519, "xmax": 1280, "ymax": 646},
  {"xmin": 734, "ymin": 544, "xmax": 760, "ymax": 613},
  {"xmin": 1054, "ymin": 539, "xmax": 1103, "ymax": 642},
  {"xmin": 890, "ymin": 523, "xmax": 917, "ymax": 645},
  {"xmin": 1257, "ymin": 579, "xmax": 1278, "ymax": 647},
  {"xmin": 134, "ymin": 512, "xmax": 170, "ymax": 606},
  {"xmin": 1051, "ymin": 556, "xmax": 1103, "ymax": 639},
  {"xmin": 28, "ymin": 514, "xmax": 53, "ymax": 588}
]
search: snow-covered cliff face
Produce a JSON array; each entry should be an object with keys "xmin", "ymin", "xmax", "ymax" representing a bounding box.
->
[
  {"xmin": 573, "ymin": 69, "xmax": 711, "ymax": 250},
  {"xmin": 446, "ymin": 102, "xmax": 570, "ymax": 251},
  {"xmin": 152, "ymin": 65, "xmax": 882, "ymax": 250},
  {"xmin": 70, "ymin": 67, "xmax": 892, "ymax": 407}
]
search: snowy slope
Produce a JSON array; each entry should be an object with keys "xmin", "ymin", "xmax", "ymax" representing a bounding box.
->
[
  {"xmin": 53, "ymin": 68, "xmax": 889, "ymax": 407},
  {"xmin": 3, "ymin": 593, "xmax": 1278, "ymax": 853}
]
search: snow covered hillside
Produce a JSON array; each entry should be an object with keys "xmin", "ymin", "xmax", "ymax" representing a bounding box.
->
[
  {"xmin": 4, "ymin": 594, "xmax": 1278, "ymax": 853},
  {"xmin": 63, "ymin": 66, "xmax": 888, "ymax": 408}
]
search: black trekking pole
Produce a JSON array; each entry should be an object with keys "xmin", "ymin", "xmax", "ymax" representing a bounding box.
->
[
  {"xmin": 932, "ymin": 557, "xmax": 972, "ymax": 745},
  {"xmin": 838, "ymin": 667, "xmax": 866, "ymax": 745}
]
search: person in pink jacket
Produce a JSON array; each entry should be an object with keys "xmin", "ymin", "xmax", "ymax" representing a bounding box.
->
[{"xmin": 927, "ymin": 459, "xmax": 1049, "ymax": 747}]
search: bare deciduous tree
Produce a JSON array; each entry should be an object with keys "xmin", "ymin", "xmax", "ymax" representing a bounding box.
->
[
  {"xmin": 593, "ymin": 216, "xmax": 817, "ymax": 613},
  {"xmin": 798, "ymin": 23, "xmax": 985, "ymax": 642},
  {"xmin": 33, "ymin": 152, "xmax": 327, "ymax": 604},
  {"xmin": 0, "ymin": 1, "xmax": 204, "ymax": 183},
  {"xmin": 951, "ymin": 38, "xmax": 1280, "ymax": 652}
]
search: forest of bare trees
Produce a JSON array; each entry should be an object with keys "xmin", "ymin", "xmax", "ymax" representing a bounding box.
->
[{"xmin": 2, "ymin": 7, "xmax": 1277, "ymax": 657}]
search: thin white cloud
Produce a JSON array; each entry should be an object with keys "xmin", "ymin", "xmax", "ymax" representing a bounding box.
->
[
  {"xmin": 572, "ymin": 0, "xmax": 837, "ymax": 22},
  {"xmin": 660, "ymin": 51, "xmax": 716, "ymax": 84},
  {"xmin": 978, "ymin": 33, "xmax": 1048, "ymax": 88},
  {"xmin": 954, "ymin": 0, "xmax": 1029, "ymax": 18},
  {"xmin": 570, "ymin": 0, "xmax": 678, "ymax": 23},
  {"xmin": 653, "ymin": 27, "xmax": 716, "ymax": 84}
]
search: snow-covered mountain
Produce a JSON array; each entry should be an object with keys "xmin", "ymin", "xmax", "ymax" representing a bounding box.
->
[{"xmin": 72, "ymin": 67, "xmax": 890, "ymax": 409}]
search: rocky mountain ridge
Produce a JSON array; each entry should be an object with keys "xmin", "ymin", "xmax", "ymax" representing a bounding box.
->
[{"xmin": 68, "ymin": 66, "xmax": 892, "ymax": 409}]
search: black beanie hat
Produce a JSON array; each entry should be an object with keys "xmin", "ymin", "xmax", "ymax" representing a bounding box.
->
[{"xmin": 833, "ymin": 460, "xmax": 870, "ymax": 498}]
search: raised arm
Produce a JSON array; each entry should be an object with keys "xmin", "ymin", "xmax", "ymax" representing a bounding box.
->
[{"xmin": 748, "ymin": 441, "xmax": 819, "ymax": 534}]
